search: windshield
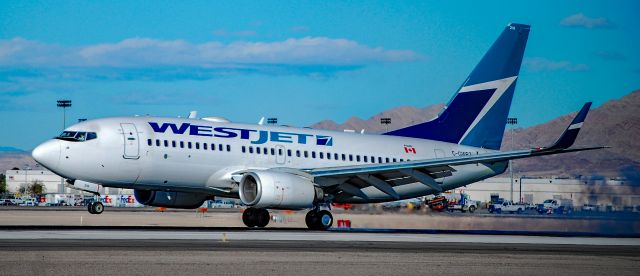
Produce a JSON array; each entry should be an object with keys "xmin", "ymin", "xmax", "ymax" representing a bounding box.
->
[
  {"xmin": 543, "ymin": 199, "xmax": 554, "ymax": 203},
  {"xmin": 56, "ymin": 131, "xmax": 97, "ymax": 142}
]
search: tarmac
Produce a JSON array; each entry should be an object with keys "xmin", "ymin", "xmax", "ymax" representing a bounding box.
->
[
  {"xmin": 0, "ymin": 228, "xmax": 639, "ymax": 275},
  {"xmin": 1, "ymin": 208, "xmax": 639, "ymax": 275}
]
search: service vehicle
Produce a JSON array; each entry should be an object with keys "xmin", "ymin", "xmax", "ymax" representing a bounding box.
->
[{"xmin": 490, "ymin": 200, "xmax": 526, "ymax": 214}]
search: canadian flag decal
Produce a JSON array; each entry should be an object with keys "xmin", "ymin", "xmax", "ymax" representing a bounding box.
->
[{"xmin": 404, "ymin": 145, "xmax": 416, "ymax": 154}]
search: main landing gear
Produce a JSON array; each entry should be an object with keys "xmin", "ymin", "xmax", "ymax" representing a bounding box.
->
[
  {"xmin": 87, "ymin": 201, "xmax": 104, "ymax": 215},
  {"xmin": 305, "ymin": 209, "xmax": 333, "ymax": 230},
  {"xmin": 242, "ymin": 207, "xmax": 270, "ymax": 228},
  {"xmin": 241, "ymin": 207, "xmax": 334, "ymax": 230}
]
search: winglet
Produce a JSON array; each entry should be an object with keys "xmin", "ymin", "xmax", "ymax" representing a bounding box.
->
[{"xmin": 541, "ymin": 102, "xmax": 592, "ymax": 151}]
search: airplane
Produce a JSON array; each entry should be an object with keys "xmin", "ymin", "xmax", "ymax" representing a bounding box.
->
[{"xmin": 31, "ymin": 23, "xmax": 604, "ymax": 230}]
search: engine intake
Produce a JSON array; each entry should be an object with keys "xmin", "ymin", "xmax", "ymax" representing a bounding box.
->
[
  {"xmin": 134, "ymin": 190, "xmax": 209, "ymax": 209},
  {"xmin": 239, "ymin": 170, "xmax": 319, "ymax": 209}
]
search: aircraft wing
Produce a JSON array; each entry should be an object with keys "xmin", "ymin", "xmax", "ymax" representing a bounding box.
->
[{"xmin": 302, "ymin": 102, "xmax": 605, "ymax": 199}]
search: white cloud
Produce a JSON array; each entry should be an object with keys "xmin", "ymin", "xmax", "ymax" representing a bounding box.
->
[
  {"xmin": 560, "ymin": 13, "xmax": 612, "ymax": 29},
  {"xmin": 523, "ymin": 57, "xmax": 589, "ymax": 72},
  {"xmin": 0, "ymin": 37, "xmax": 421, "ymax": 68}
]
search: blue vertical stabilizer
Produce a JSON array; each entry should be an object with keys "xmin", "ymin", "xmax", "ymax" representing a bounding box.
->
[{"xmin": 384, "ymin": 23, "xmax": 530, "ymax": 150}]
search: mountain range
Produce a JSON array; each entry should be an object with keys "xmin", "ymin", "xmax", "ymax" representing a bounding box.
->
[{"xmin": 310, "ymin": 90, "xmax": 640, "ymax": 179}]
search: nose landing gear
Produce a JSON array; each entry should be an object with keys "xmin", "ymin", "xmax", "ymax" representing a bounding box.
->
[{"xmin": 88, "ymin": 201, "xmax": 104, "ymax": 215}]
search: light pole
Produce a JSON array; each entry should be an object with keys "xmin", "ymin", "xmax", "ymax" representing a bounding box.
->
[
  {"xmin": 78, "ymin": 118, "xmax": 87, "ymax": 123},
  {"xmin": 380, "ymin": 118, "xmax": 391, "ymax": 132},
  {"xmin": 267, "ymin": 118, "xmax": 278, "ymax": 125},
  {"xmin": 57, "ymin": 100, "xmax": 72, "ymax": 130},
  {"xmin": 507, "ymin": 117, "xmax": 518, "ymax": 202}
]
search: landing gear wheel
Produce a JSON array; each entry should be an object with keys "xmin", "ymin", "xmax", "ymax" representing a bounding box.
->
[
  {"xmin": 255, "ymin": 209, "xmax": 270, "ymax": 228},
  {"xmin": 242, "ymin": 207, "xmax": 257, "ymax": 227},
  {"xmin": 87, "ymin": 202, "xmax": 95, "ymax": 214},
  {"xmin": 305, "ymin": 210, "xmax": 319, "ymax": 229},
  {"xmin": 91, "ymin": 202, "xmax": 104, "ymax": 214},
  {"xmin": 305, "ymin": 210, "xmax": 333, "ymax": 230}
]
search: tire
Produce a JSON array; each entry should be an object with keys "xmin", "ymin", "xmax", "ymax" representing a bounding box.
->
[
  {"xmin": 305, "ymin": 211, "xmax": 319, "ymax": 229},
  {"xmin": 316, "ymin": 210, "xmax": 333, "ymax": 230},
  {"xmin": 255, "ymin": 209, "xmax": 270, "ymax": 228},
  {"xmin": 87, "ymin": 203, "xmax": 95, "ymax": 214},
  {"xmin": 242, "ymin": 207, "xmax": 257, "ymax": 227},
  {"xmin": 92, "ymin": 202, "xmax": 104, "ymax": 214},
  {"xmin": 468, "ymin": 206, "xmax": 476, "ymax": 213},
  {"xmin": 496, "ymin": 209, "xmax": 502, "ymax": 214}
]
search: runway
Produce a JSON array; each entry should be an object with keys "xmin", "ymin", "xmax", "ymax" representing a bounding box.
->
[{"xmin": 0, "ymin": 229, "xmax": 638, "ymax": 275}]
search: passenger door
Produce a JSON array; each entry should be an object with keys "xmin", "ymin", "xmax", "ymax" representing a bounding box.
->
[{"xmin": 121, "ymin": 123, "xmax": 140, "ymax": 159}]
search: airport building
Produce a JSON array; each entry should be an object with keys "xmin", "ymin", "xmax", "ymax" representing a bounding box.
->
[
  {"xmin": 460, "ymin": 177, "xmax": 640, "ymax": 209},
  {"xmin": 5, "ymin": 169, "xmax": 638, "ymax": 209},
  {"xmin": 4, "ymin": 169, "xmax": 132, "ymax": 196}
]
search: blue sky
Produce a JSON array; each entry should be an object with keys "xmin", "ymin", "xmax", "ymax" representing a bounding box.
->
[{"xmin": 1, "ymin": 0, "xmax": 639, "ymax": 150}]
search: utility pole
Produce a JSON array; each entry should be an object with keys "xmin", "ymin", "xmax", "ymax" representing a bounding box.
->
[
  {"xmin": 380, "ymin": 118, "xmax": 391, "ymax": 132},
  {"xmin": 57, "ymin": 100, "xmax": 72, "ymax": 130},
  {"xmin": 507, "ymin": 117, "xmax": 518, "ymax": 202}
]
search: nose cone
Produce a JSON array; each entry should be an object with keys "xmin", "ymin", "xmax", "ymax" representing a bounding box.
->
[{"xmin": 32, "ymin": 140, "xmax": 61, "ymax": 171}]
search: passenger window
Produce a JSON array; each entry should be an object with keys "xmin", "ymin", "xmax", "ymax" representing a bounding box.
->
[
  {"xmin": 287, "ymin": 149, "xmax": 292, "ymax": 157},
  {"xmin": 311, "ymin": 151, "xmax": 316, "ymax": 159},
  {"xmin": 385, "ymin": 158, "xmax": 390, "ymax": 163},
  {"xmin": 219, "ymin": 144, "xmax": 223, "ymax": 151},
  {"xmin": 371, "ymin": 156, "xmax": 375, "ymax": 163},
  {"xmin": 227, "ymin": 145, "xmax": 231, "ymax": 152},
  {"xmin": 341, "ymin": 154, "xmax": 346, "ymax": 161},
  {"xmin": 188, "ymin": 142, "xmax": 192, "ymax": 149},
  {"xmin": 378, "ymin": 157, "xmax": 383, "ymax": 163},
  {"xmin": 155, "ymin": 139, "xmax": 160, "ymax": 147},
  {"xmin": 147, "ymin": 139, "xmax": 152, "ymax": 146},
  {"xmin": 349, "ymin": 154, "xmax": 353, "ymax": 162},
  {"xmin": 319, "ymin": 152, "xmax": 324, "ymax": 159},
  {"xmin": 263, "ymin": 147, "xmax": 268, "ymax": 155},
  {"xmin": 172, "ymin": 141, "xmax": 176, "ymax": 148},
  {"xmin": 304, "ymin": 151, "xmax": 308, "ymax": 158},
  {"xmin": 211, "ymin": 143, "xmax": 216, "ymax": 151},
  {"xmin": 242, "ymin": 146, "xmax": 246, "ymax": 153},
  {"xmin": 296, "ymin": 150, "xmax": 301, "ymax": 157},
  {"xmin": 327, "ymin": 152, "xmax": 331, "ymax": 160},
  {"xmin": 204, "ymin": 143, "xmax": 208, "ymax": 150},
  {"xmin": 400, "ymin": 158, "xmax": 404, "ymax": 162},
  {"xmin": 180, "ymin": 141, "xmax": 184, "ymax": 148},
  {"xmin": 164, "ymin": 140, "xmax": 168, "ymax": 147},
  {"xmin": 257, "ymin": 147, "xmax": 261, "ymax": 154},
  {"xmin": 278, "ymin": 148, "xmax": 283, "ymax": 156},
  {"xmin": 393, "ymin": 158, "xmax": 397, "ymax": 162},
  {"xmin": 356, "ymin": 155, "xmax": 361, "ymax": 162},
  {"xmin": 363, "ymin": 156, "xmax": 367, "ymax": 163},
  {"xmin": 249, "ymin": 146, "xmax": 254, "ymax": 154},
  {"xmin": 195, "ymin": 142, "xmax": 200, "ymax": 149},
  {"xmin": 335, "ymin": 153, "xmax": 339, "ymax": 160},
  {"xmin": 271, "ymin": 148, "xmax": 275, "ymax": 155}
]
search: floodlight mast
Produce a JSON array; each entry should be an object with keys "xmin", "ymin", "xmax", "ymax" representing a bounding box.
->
[{"xmin": 56, "ymin": 100, "xmax": 72, "ymax": 130}]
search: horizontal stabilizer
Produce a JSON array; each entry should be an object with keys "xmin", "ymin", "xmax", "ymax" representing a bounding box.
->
[{"xmin": 539, "ymin": 102, "xmax": 592, "ymax": 152}]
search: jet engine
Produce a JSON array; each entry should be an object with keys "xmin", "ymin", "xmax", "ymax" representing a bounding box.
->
[
  {"xmin": 134, "ymin": 190, "xmax": 209, "ymax": 209},
  {"xmin": 239, "ymin": 170, "xmax": 320, "ymax": 209}
]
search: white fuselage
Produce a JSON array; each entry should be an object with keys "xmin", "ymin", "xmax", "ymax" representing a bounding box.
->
[{"xmin": 34, "ymin": 116, "xmax": 508, "ymax": 203}]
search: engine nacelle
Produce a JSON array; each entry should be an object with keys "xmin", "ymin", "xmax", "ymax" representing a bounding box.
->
[
  {"xmin": 134, "ymin": 190, "xmax": 209, "ymax": 209},
  {"xmin": 239, "ymin": 170, "xmax": 319, "ymax": 209}
]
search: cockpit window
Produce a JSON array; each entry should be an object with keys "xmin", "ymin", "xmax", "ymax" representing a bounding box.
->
[{"xmin": 56, "ymin": 131, "xmax": 97, "ymax": 142}]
